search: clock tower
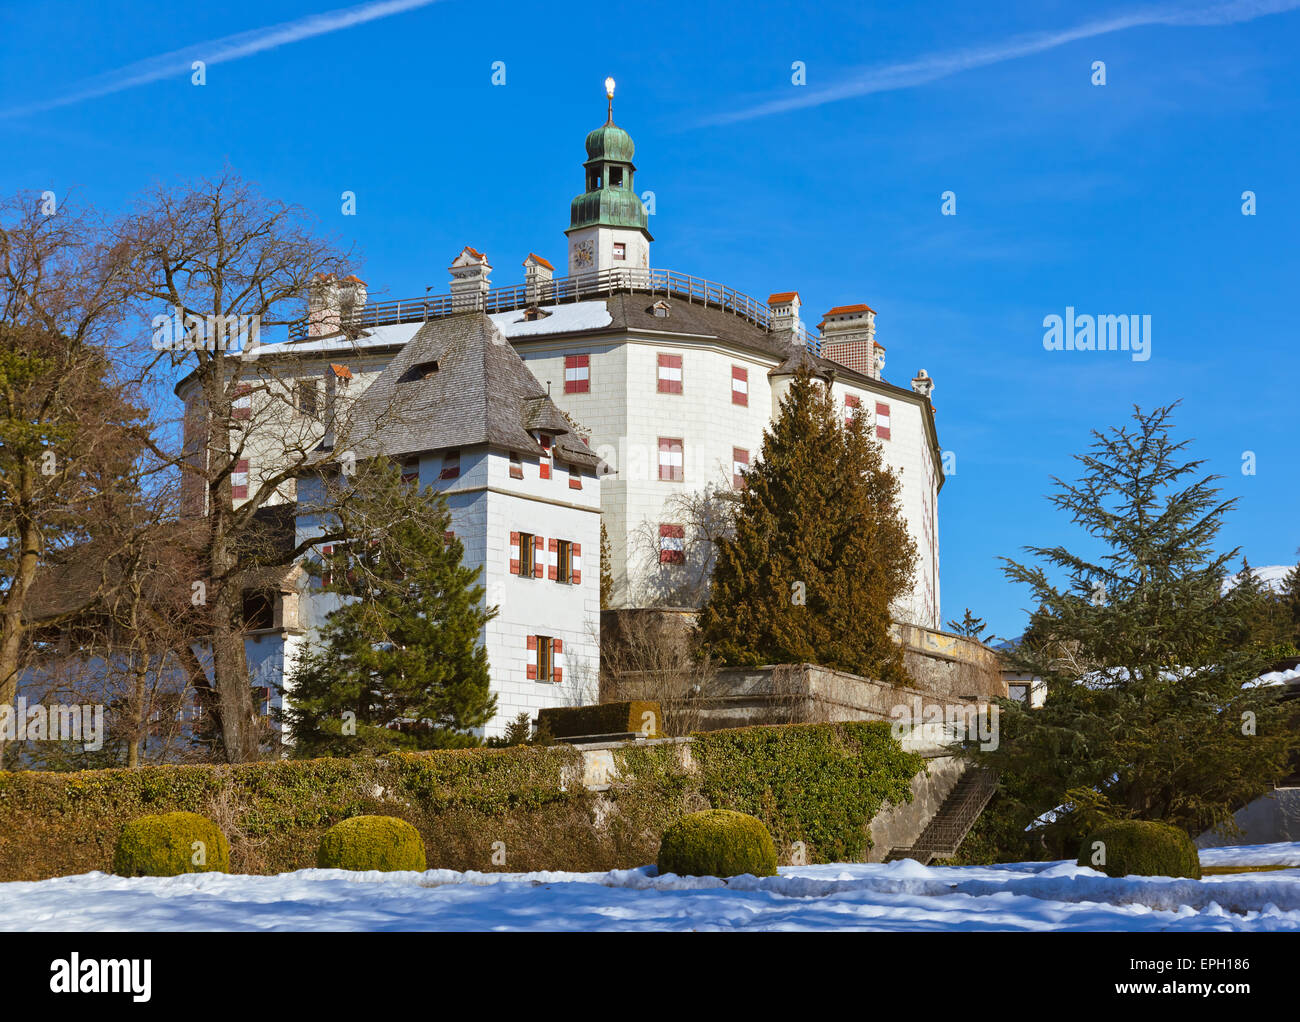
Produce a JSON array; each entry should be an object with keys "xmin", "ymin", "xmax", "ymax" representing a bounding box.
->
[{"xmin": 566, "ymin": 78, "xmax": 653, "ymax": 281}]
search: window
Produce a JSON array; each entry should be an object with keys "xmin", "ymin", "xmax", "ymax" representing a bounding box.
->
[
  {"xmin": 875, "ymin": 402, "xmax": 891, "ymax": 440},
  {"xmin": 845, "ymin": 393, "xmax": 860, "ymax": 427},
  {"xmin": 658, "ymin": 438, "xmax": 683, "ymax": 481},
  {"xmin": 509, "ymin": 452, "xmax": 523, "ymax": 479},
  {"xmin": 512, "ymin": 532, "xmax": 535, "ymax": 577},
  {"xmin": 296, "ymin": 380, "xmax": 318, "ymax": 417},
  {"xmin": 538, "ymin": 434, "xmax": 552, "ymax": 480},
  {"xmin": 242, "ymin": 590, "xmax": 275, "ymax": 630},
  {"xmin": 613, "ymin": 242, "xmax": 626, "ymax": 261},
  {"xmin": 659, "ymin": 524, "xmax": 685, "ymax": 564},
  {"xmin": 556, "ymin": 540, "xmax": 573, "ymax": 583},
  {"xmin": 732, "ymin": 447, "xmax": 749, "ymax": 489},
  {"xmin": 528, "ymin": 635, "xmax": 562, "ymax": 683},
  {"xmin": 252, "ymin": 687, "xmax": 271, "ymax": 717},
  {"xmin": 231, "ymin": 459, "xmax": 250, "ymax": 500},
  {"xmin": 439, "ymin": 450, "xmax": 460, "ymax": 480},
  {"xmin": 400, "ymin": 459, "xmax": 419, "ymax": 484},
  {"xmin": 232, "ymin": 384, "xmax": 251, "ymax": 421},
  {"xmin": 610, "ymin": 167, "xmax": 624, "ymax": 188},
  {"xmin": 564, "ymin": 354, "xmax": 590, "ymax": 394},
  {"xmin": 568, "ymin": 464, "xmax": 582, "ymax": 490},
  {"xmin": 732, "ymin": 366, "xmax": 748, "ymax": 406},
  {"xmin": 652, "ymin": 300, "xmax": 670, "ymax": 318},
  {"xmin": 657, "ymin": 352, "xmax": 682, "ymax": 394}
]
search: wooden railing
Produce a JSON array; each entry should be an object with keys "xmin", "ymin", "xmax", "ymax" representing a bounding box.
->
[{"xmin": 290, "ymin": 267, "xmax": 820, "ymax": 351}]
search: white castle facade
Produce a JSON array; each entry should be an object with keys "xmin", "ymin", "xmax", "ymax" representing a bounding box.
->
[{"xmin": 178, "ymin": 84, "xmax": 945, "ymax": 736}]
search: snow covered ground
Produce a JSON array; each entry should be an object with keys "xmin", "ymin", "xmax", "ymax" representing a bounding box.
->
[{"xmin": 3, "ymin": 843, "xmax": 1299, "ymax": 932}]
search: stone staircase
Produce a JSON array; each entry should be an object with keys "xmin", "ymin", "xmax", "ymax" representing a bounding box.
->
[{"xmin": 886, "ymin": 766, "xmax": 997, "ymax": 866}]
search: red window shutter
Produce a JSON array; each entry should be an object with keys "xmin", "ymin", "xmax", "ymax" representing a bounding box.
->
[
  {"xmin": 564, "ymin": 354, "xmax": 590, "ymax": 394},
  {"xmin": 510, "ymin": 454, "xmax": 523, "ymax": 480},
  {"xmin": 548, "ymin": 537, "xmax": 558, "ymax": 580},
  {"xmin": 321, "ymin": 544, "xmax": 334, "ymax": 586},
  {"xmin": 874, "ymin": 402, "xmax": 891, "ymax": 440},
  {"xmin": 731, "ymin": 365, "xmax": 748, "ymax": 406},
  {"xmin": 732, "ymin": 447, "xmax": 749, "ymax": 489},
  {"xmin": 232, "ymin": 384, "xmax": 252, "ymax": 420},
  {"xmin": 552, "ymin": 638, "xmax": 563, "ymax": 683},
  {"xmin": 569, "ymin": 465, "xmax": 582, "ymax": 489},
  {"xmin": 659, "ymin": 523, "xmax": 685, "ymax": 564},
  {"xmin": 509, "ymin": 531, "xmax": 520, "ymax": 575},
  {"xmin": 845, "ymin": 394, "xmax": 860, "ymax": 428},
  {"xmin": 657, "ymin": 352, "xmax": 683, "ymax": 394},
  {"xmin": 439, "ymin": 450, "xmax": 460, "ymax": 480},
  {"xmin": 231, "ymin": 458, "xmax": 250, "ymax": 500},
  {"xmin": 444, "ymin": 530, "xmax": 455, "ymax": 546},
  {"xmin": 658, "ymin": 438, "xmax": 683, "ymax": 481},
  {"xmin": 534, "ymin": 536, "xmax": 545, "ymax": 578},
  {"xmin": 539, "ymin": 435, "xmax": 552, "ymax": 480},
  {"xmin": 526, "ymin": 634, "xmax": 537, "ymax": 680},
  {"xmin": 571, "ymin": 543, "xmax": 582, "ymax": 585}
]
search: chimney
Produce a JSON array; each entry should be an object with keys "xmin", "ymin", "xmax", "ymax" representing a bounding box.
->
[
  {"xmin": 337, "ymin": 275, "xmax": 368, "ymax": 328},
  {"xmin": 449, "ymin": 246, "xmax": 492, "ymax": 311},
  {"xmin": 768, "ymin": 292, "xmax": 802, "ymax": 338},
  {"xmin": 819, "ymin": 304, "xmax": 882, "ymax": 379},
  {"xmin": 523, "ymin": 253, "xmax": 554, "ymax": 305},
  {"xmin": 911, "ymin": 368, "xmax": 935, "ymax": 401},
  {"xmin": 307, "ymin": 273, "xmax": 340, "ymax": 338}
]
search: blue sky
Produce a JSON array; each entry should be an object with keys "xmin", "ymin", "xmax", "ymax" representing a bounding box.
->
[{"xmin": 2, "ymin": 0, "xmax": 1298, "ymax": 639}]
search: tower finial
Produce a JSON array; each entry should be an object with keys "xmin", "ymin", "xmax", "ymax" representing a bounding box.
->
[{"xmin": 604, "ymin": 76, "xmax": 616, "ymax": 123}]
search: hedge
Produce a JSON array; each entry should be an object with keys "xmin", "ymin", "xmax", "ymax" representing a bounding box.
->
[
  {"xmin": 1078, "ymin": 820, "xmax": 1202, "ymax": 879},
  {"xmin": 317, "ymin": 815, "xmax": 427, "ymax": 872},
  {"xmin": 0, "ymin": 721, "xmax": 924, "ymax": 880},
  {"xmin": 113, "ymin": 811, "xmax": 231, "ymax": 877},
  {"xmin": 538, "ymin": 701, "xmax": 663, "ymax": 739},
  {"xmin": 657, "ymin": 810, "xmax": 778, "ymax": 878}
]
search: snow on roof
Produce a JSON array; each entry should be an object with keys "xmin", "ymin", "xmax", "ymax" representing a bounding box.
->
[
  {"xmin": 254, "ymin": 321, "xmax": 425, "ymax": 357},
  {"xmin": 490, "ymin": 300, "xmax": 612, "ymax": 338}
]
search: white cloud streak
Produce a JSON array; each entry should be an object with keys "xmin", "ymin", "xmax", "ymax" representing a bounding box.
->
[
  {"xmin": 702, "ymin": 0, "xmax": 1300, "ymax": 126},
  {"xmin": 0, "ymin": 0, "xmax": 445, "ymax": 120}
]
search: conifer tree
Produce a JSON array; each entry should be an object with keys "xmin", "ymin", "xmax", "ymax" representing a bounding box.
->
[
  {"xmin": 279, "ymin": 463, "xmax": 496, "ymax": 756},
  {"xmin": 947, "ymin": 608, "xmax": 994, "ymax": 643},
  {"xmin": 600, "ymin": 519, "xmax": 614, "ymax": 610},
  {"xmin": 978, "ymin": 404, "xmax": 1297, "ymax": 855},
  {"xmin": 698, "ymin": 366, "xmax": 916, "ymax": 682}
]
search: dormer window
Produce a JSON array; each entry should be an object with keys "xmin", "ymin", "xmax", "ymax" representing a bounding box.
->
[
  {"xmin": 399, "ymin": 359, "xmax": 439, "ymax": 383},
  {"xmin": 652, "ymin": 300, "xmax": 671, "ymax": 318}
]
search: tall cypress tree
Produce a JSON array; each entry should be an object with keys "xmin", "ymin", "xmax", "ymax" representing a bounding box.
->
[
  {"xmin": 279, "ymin": 464, "xmax": 496, "ymax": 756},
  {"xmin": 698, "ymin": 366, "xmax": 916, "ymax": 682},
  {"xmin": 979, "ymin": 404, "xmax": 1297, "ymax": 854}
]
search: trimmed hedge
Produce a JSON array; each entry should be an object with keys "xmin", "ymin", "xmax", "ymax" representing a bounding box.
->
[
  {"xmin": 112, "ymin": 811, "xmax": 231, "ymax": 877},
  {"xmin": 657, "ymin": 809, "xmax": 777, "ymax": 878},
  {"xmin": 1077, "ymin": 820, "xmax": 1202, "ymax": 879},
  {"xmin": 0, "ymin": 721, "xmax": 924, "ymax": 880},
  {"xmin": 538, "ymin": 701, "xmax": 663, "ymax": 739},
  {"xmin": 318, "ymin": 815, "xmax": 427, "ymax": 871}
]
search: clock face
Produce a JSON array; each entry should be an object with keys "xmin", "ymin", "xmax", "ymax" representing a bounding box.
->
[{"xmin": 573, "ymin": 240, "xmax": 594, "ymax": 269}]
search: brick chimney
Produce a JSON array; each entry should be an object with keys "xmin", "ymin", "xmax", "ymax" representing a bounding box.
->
[
  {"xmin": 523, "ymin": 253, "xmax": 554, "ymax": 305},
  {"xmin": 308, "ymin": 273, "xmax": 368, "ymax": 338},
  {"xmin": 768, "ymin": 292, "xmax": 802, "ymax": 338},
  {"xmin": 449, "ymin": 246, "xmax": 492, "ymax": 311},
  {"xmin": 819, "ymin": 304, "xmax": 883, "ymax": 379}
]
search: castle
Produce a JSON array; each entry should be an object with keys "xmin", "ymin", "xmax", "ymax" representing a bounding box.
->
[{"xmin": 179, "ymin": 80, "xmax": 945, "ymax": 736}]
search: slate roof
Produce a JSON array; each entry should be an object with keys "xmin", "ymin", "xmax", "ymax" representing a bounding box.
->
[{"xmin": 340, "ymin": 312, "xmax": 601, "ymax": 469}]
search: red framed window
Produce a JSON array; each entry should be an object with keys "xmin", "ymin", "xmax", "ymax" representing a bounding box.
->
[
  {"xmin": 732, "ymin": 447, "xmax": 749, "ymax": 489},
  {"xmin": 510, "ymin": 532, "xmax": 540, "ymax": 577},
  {"xmin": 845, "ymin": 394, "xmax": 860, "ymax": 427},
  {"xmin": 659, "ymin": 524, "xmax": 685, "ymax": 564},
  {"xmin": 658, "ymin": 438, "xmax": 683, "ymax": 481},
  {"xmin": 527, "ymin": 635, "xmax": 563, "ymax": 683},
  {"xmin": 232, "ymin": 383, "xmax": 251, "ymax": 421},
  {"xmin": 875, "ymin": 402, "xmax": 891, "ymax": 440},
  {"xmin": 231, "ymin": 459, "xmax": 250, "ymax": 500},
  {"xmin": 538, "ymin": 434, "xmax": 552, "ymax": 480},
  {"xmin": 731, "ymin": 366, "xmax": 748, "ymax": 406},
  {"xmin": 439, "ymin": 450, "xmax": 460, "ymax": 480},
  {"xmin": 509, "ymin": 452, "xmax": 523, "ymax": 479},
  {"xmin": 657, "ymin": 353, "xmax": 682, "ymax": 394},
  {"xmin": 564, "ymin": 354, "xmax": 590, "ymax": 394}
]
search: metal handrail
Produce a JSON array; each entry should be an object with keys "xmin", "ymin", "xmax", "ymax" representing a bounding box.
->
[{"xmin": 292, "ymin": 266, "xmax": 819, "ymax": 351}]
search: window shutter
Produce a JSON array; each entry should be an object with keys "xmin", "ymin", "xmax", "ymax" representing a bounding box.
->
[
  {"xmin": 569, "ymin": 465, "xmax": 582, "ymax": 490},
  {"xmin": 439, "ymin": 450, "xmax": 460, "ymax": 480},
  {"xmin": 444, "ymin": 530, "xmax": 455, "ymax": 547},
  {"xmin": 875, "ymin": 402, "xmax": 891, "ymax": 440},
  {"xmin": 571, "ymin": 543, "xmax": 582, "ymax": 585},
  {"xmin": 526, "ymin": 635, "xmax": 537, "ymax": 680},
  {"xmin": 231, "ymin": 459, "xmax": 250, "ymax": 500},
  {"xmin": 731, "ymin": 366, "xmax": 748, "ymax": 406},
  {"xmin": 548, "ymin": 538, "xmax": 558, "ymax": 580},
  {"xmin": 659, "ymin": 524, "xmax": 685, "ymax": 563},
  {"xmin": 564, "ymin": 354, "xmax": 590, "ymax": 394},
  {"xmin": 321, "ymin": 545, "xmax": 334, "ymax": 586},
  {"xmin": 509, "ymin": 531, "xmax": 520, "ymax": 575},
  {"xmin": 732, "ymin": 447, "xmax": 749, "ymax": 489},
  {"xmin": 658, "ymin": 438, "xmax": 683, "ymax": 481},
  {"xmin": 845, "ymin": 394, "xmax": 860, "ymax": 427},
  {"xmin": 534, "ymin": 536, "xmax": 545, "ymax": 578},
  {"xmin": 657, "ymin": 352, "xmax": 683, "ymax": 394},
  {"xmin": 232, "ymin": 384, "xmax": 252, "ymax": 420},
  {"xmin": 538, "ymin": 435, "xmax": 552, "ymax": 480},
  {"xmin": 552, "ymin": 638, "xmax": 563, "ymax": 683}
]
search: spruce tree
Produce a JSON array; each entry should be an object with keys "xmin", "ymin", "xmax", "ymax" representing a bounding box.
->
[
  {"xmin": 978, "ymin": 404, "xmax": 1297, "ymax": 855},
  {"xmin": 279, "ymin": 463, "xmax": 496, "ymax": 756},
  {"xmin": 947, "ymin": 608, "xmax": 993, "ymax": 642},
  {"xmin": 698, "ymin": 366, "xmax": 916, "ymax": 682},
  {"xmin": 600, "ymin": 519, "xmax": 614, "ymax": 610}
]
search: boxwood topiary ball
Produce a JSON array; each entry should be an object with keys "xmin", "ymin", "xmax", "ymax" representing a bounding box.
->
[
  {"xmin": 657, "ymin": 809, "xmax": 778, "ymax": 878},
  {"xmin": 1077, "ymin": 820, "xmax": 1201, "ymax": 879},
  {"xmin": 317, "ymin": 815, "xmax": 427, "ymax": 872},
  {"xmin": 112, "ymin": 811, "xmax": 231, "ymax": 877}
]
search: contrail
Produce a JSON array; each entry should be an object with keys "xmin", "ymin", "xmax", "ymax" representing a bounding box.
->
[
  {"xmin": 0, "ymin": 0, "xmax": 446, "ymax": 120},
  {"xmin": 702, "ymin": 0, "xmax": 1300, "ymax": 126}
]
